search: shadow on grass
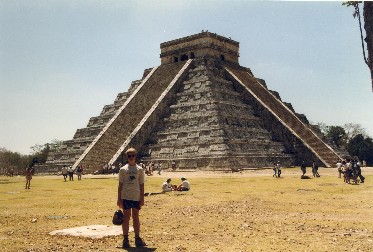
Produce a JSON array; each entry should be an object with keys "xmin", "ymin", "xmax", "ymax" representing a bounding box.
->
[
  {"xmin": 116, "ymin": 246, "xmax": 157, "ymax": 251},
  {"xmin": 0, "ymin": 180, "xmax": 17, "ymax": 184},
  {"xmin": 89, "ymin": 177, "xmax": 114, "ymax": 180}
]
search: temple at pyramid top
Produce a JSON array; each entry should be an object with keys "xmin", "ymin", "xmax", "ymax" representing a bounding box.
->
[{"xmin": 160, "ymin": 31, "xmax": 240, "ymax": 64}]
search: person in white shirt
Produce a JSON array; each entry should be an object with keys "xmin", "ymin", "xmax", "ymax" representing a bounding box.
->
[
  {"xmin": 336, "ymin": 160, "xmax": 342, "ymax": 178},
  {"xmin": 162, "ymin": 178, "xmax": 175, "ymax": 192},
  {"xmin": 176, "ymin": 177, "xmax": 190, "ymax": 191},
  {"xmin": 117, "ymin": 147, "xmax": 147, "ymax": 248}
]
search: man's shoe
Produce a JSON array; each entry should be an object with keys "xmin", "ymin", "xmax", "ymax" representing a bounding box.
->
[
  {"xmin": 122, "ymin": 238, "xmax": 130, "ymax": 248},
  {"xmin": 135, "ymin": 237, "xmax": 147, "ymax": 247}
]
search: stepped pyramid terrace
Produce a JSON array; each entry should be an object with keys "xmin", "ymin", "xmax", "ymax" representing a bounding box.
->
[{"xmin": 41, "ymin": 31, "xmax": 341, "ymax": 173}]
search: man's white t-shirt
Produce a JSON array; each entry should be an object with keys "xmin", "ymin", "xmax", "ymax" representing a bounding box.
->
[
  {"xmin": 162, "ymin": 182, "xmax": 172, "ymax": 192},
  {"xmin": 118, "ymin": 164, "xmax": 145, "ymax": 201},
  {"xmin": 336, "ymin": 162, "xmax": 342, "ymax": 169},
  {"xmin": 182, "ymin": 180, "xmax": 190, "ymax": 189}
]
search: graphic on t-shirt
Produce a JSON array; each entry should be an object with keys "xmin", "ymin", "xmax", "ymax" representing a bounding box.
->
[{"xmin": 129, "ymin": 175, "xmax": 136, "ymax": 181}]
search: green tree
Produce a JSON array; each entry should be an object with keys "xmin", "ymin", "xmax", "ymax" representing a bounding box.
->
[
  {"xmin": 317, "ymin": 122, "xmax": 328, "ymax": 135},
  {"xmin": 343, "ymin": 123, "xmax": 367, "ymax": 141},
  {"xmin": 326, "ymin": 126, "xmax": 347, "ymax": 147},
  {"xmin": 347, "ymin": 134, "xmax": 373, "ymax": 164},
  {"xmin": 0, "ymin": 139, "xmax": 62, "ymax": 175},
  {"xmin": 0, "ymin": 148, "xmax": 31, "ymax": 175},
  {"xmin": 30, "ymin": 139, "xmax": 62, "ymax": 164}
]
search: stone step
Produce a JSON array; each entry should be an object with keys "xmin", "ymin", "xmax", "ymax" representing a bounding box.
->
[
  {"xmin": 74, "ymin": 60, "xmax": 193, "ymax": 170},
  {"xmin": 225, "ymin": 64, "xmax": 340, "ymax": 167}
]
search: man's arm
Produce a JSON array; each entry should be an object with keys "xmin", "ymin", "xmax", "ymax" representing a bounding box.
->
[
  {"xmin": 117, "ymin": 182, "xmax": 123, "ymax": 209},
  {"xmin": 140, "ymin": 183, "xmax": 144, "ymax": 206}
]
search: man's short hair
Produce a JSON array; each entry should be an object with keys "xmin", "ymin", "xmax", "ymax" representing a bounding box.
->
[{"xmin": 125, "ymin": 147, "xmax": 137, "ymax": 155}]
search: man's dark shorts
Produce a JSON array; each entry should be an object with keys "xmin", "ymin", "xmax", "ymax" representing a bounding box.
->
[{"xmin": 123, "ymin": 199, "xmax": 141, "ymax": 210}]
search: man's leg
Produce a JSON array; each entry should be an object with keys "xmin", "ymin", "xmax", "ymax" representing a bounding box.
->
[
  {"xmin": 121, "ymin": 208, "xmax": 131, "ymax": 247},
  {"xmin": 132, "ymin": 208, "xmax": 146, "ymax": 247},
  {"xmin": 132, "ymin": 208, "xmax": 140, "ymax": 237},
  {"xmin": 122, "ymin": 209, "xmax": 131, "ymax": 236}
]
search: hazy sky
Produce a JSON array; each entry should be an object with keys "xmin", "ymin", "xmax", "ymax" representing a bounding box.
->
[{"xmin": 1, "ymin": 0, "xmax": 372, "ymax": 155}]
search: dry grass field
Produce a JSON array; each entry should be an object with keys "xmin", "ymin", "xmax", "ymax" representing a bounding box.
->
[{"xmin": 1, "ymin": 167, "xmax": 372, "ymax": 252}]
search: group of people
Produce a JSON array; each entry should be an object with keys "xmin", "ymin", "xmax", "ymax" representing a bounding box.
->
[
  {"xmin": 300, "ymin": 161, "xmax": 320, "ymax": 178},
  {"xmin": 141, "ymin": 161, "xmax": 163, "ymax": 176},
  {"xmin": 61, "ymin": 165, "xmax": 83, "ymax": 181},
  {"xmin": 336, "ymin": 159, "xmax": 365, "ymax": 184},
  {"xmin": 162, "ymin": 177, "xmax": 190, "ymax": 192},
  {"xmin": 101, "ymin": 163, "xmax": 119, "ymax": 175}
]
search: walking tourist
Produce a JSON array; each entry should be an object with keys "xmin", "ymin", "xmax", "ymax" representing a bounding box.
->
[
  {"xmin": 77, "ymin": 165, "xmax": 83, "ymax": 180},
  {"xmin": 300, "ymin": 161, "xmax": 306, "ymax": 177},
  {"xmin": 276, "ymin": 161, "xmax": 282, "ymax": 178},
  {"xmin": 157, "ymin": 163, "xmax": 162, "ymax": 175},
  {"xmin": 272, "ymin": 163, "xmax": 277, "ymax": 177},
  {"xmin": 312, "ymin": 161, "xmax": 320, "ymax": 177},
  {"xmin": 336, "ymin": 159, "xmax": 343, "ymax": 178},
  {"xmin": 355, "ymin": 159, "xmax": 365, "ymax": 183},
  {"xmin": 171, "ymin": 160, "xmax": 176, "ymax": 170},
  {"xmin": 344, "ymin": 159, "xmax": 352, "ymax": 184},
  {"xmin": 68, "ymin": 166, "xmax": 74, "ymax": 181},
  {"xmin": 117, "ymin": 147, "xmax": 147, "ymax": 248},
  {"xmin": 62, "ymin": 165, "xmax": 68, "ymax": 181},
  {"xmin": 25, "ymin": 167, "xmax": 32, "ymax": 189}
]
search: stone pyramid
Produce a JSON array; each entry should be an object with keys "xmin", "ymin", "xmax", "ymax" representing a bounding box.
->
[{"xmin": 43, "ymin": 32, "xmax": 340, "ymax": 173}]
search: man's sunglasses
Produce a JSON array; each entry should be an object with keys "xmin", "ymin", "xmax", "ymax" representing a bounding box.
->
[{"xmin": 127, "ymin": 154, "xmax": 136, "ymax": 158}]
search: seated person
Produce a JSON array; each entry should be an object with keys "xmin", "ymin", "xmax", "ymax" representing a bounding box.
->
[
  {"xmin": 162, "ymin": 178, "xmax": 175, "ymax": 192},
  {"xmin": 176, "ymin": 177, "xmax": 190, "ymax": 191}
]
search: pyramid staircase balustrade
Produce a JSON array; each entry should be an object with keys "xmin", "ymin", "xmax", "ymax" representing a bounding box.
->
[
  {"xmin": 225, "ymin": 65, "xmax": 340, "ymax": 167},
  {"xmin": 72, "ymin": 60, "xmax": 193, "ymax": 170},
  {"xmin": 108, "ymin": 59, "xmax": 193, "ymax": 165}
]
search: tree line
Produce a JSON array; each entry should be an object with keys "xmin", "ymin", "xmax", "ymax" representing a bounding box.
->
[
  {"xmin": 318, "ymin": 122, "xmax": 373, "ymax": 165},
  {"xmin": 0, "ymin": 140, "xmax": 61, "ymax": 176}
]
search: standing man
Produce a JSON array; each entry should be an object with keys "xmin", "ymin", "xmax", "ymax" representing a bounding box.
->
[
  {"xmin": 68, "ymin": 166, "xmax": 74, "ymax": 181},
  {"xmin": 76, "ymin": 165, "xmax": 83, "ymax": 180},
  {"xmin": 157, "ymin": 163, "xmax": 162, "ymax": 175},
  {"xmin": 356, "ymin": 159, "xmax": 365, "ymax": 183},
  {"xmin": 300, "ymin": 161, "xmax": 306, "ymax": 177},
  {"xmin": 312, "ymin": 161, "xmax": 320, "ymax": 178},
  {"xmin": 25, "ymin": 167, "xmax": 32, "ymax": 189},
  {"xmin": 117, "ymin": 147, "xmax": 147, "ymax": 248},
  {"xmin": 171, "ymin": 160, "xmax": 176, "ymax": 170},
  {"xmin": 272, "ymin": 163, "xmax": 277, "ymax": 177},
  {"xmin": 276, "ymin": 161, "xmax": 282, "ymax": 178},
  {"xmin": 62, "ymin": 165, "xmax": 68, "ymax": 181},
  {"xmin": 336, "ymin": 159, "xmax": 343, "ymax": 178}
]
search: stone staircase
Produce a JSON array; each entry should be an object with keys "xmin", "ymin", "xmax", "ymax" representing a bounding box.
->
[
  {"xmin": 39, "ymin": 82, "xmax": 142, "ymax": 173},
  {"xmin": 224, "ymin": 64, "xmax": 340, "ymax": 167},
  {"xmin": 73, "ymin": 60, "xmax": 193, "ymax": 170},
  {"xmin": 139, "ymin": 59, "xmax": 295, "ymax": 169}
]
